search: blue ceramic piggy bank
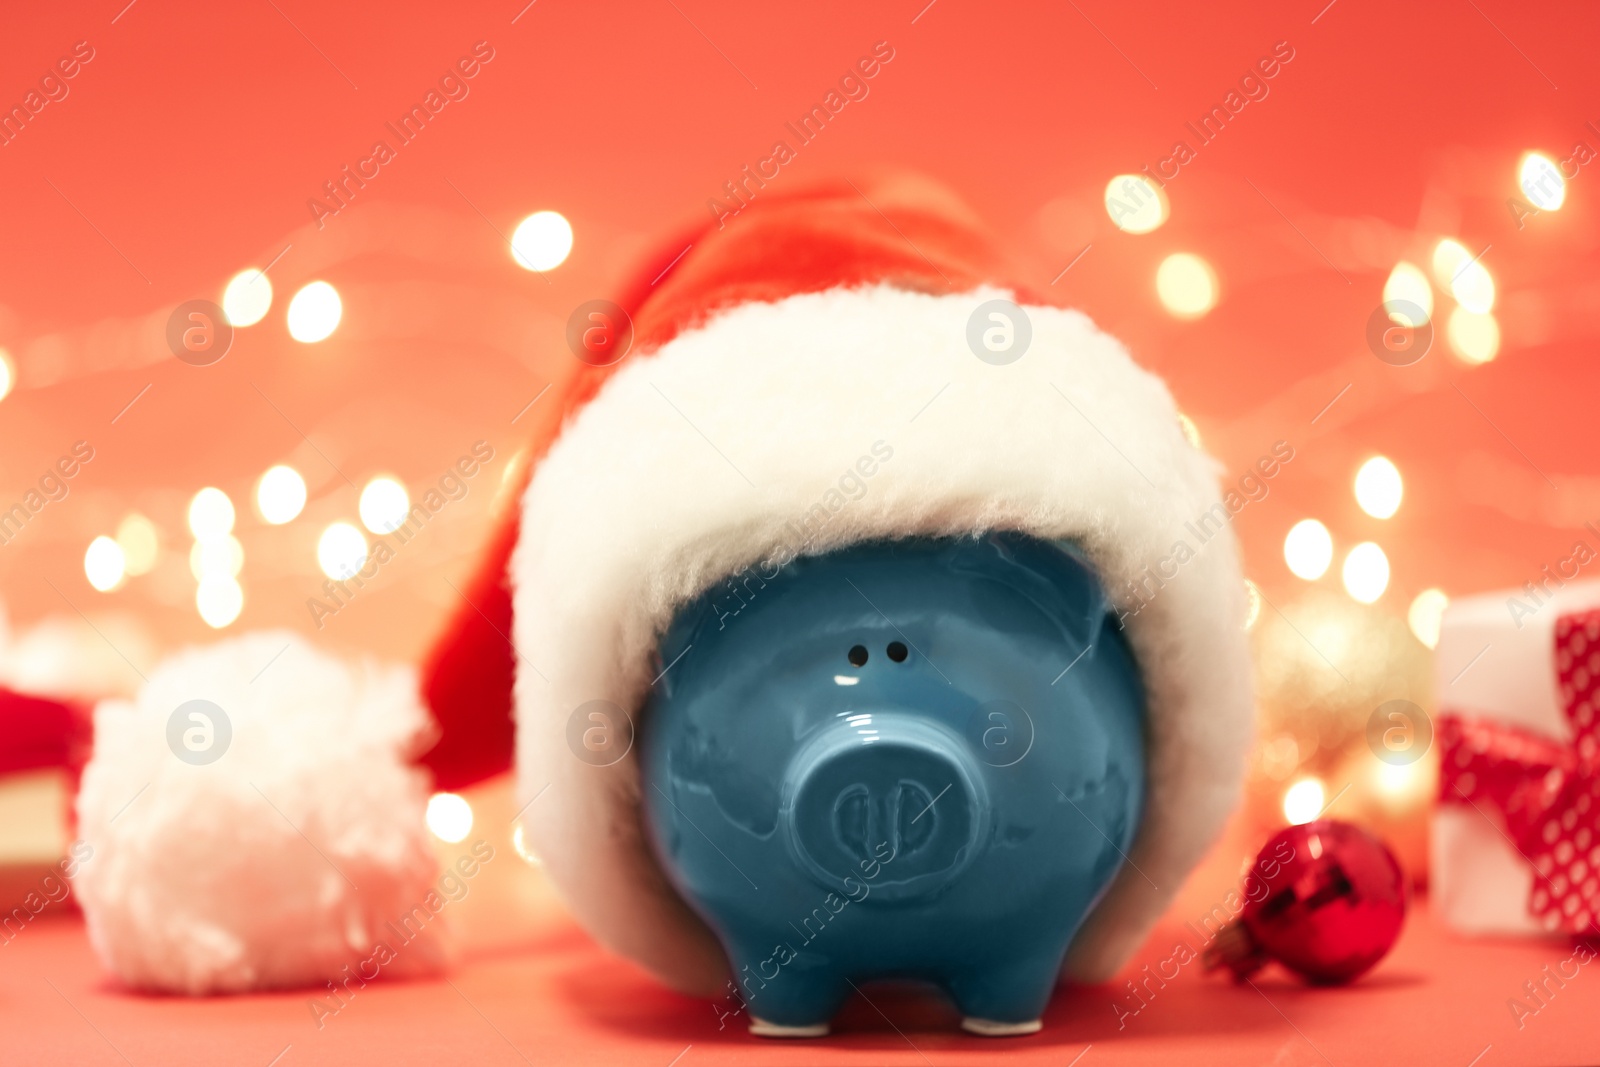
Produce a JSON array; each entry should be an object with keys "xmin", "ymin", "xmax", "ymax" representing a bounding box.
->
[{"xmin": 640, "ymin": 532, "xmax": 1146, "ymax": 1037}]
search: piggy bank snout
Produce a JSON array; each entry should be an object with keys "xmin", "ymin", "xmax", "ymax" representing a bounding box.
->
[{"xmin": 782, "ymin": 714, "xmax": 987, "ymax": 903}]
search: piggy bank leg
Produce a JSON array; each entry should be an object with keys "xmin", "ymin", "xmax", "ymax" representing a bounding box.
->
[
  {"xmin": 735, "ymin": 954, "xmax": 847, "ymax": 1038},
  {"xmin": 946, "ymin": 953, "xmax": 1062, "ymax": 1037}
]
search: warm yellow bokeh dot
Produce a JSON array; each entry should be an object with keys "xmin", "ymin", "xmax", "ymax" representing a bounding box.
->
[
  {"xmin": 1354, "ymin": 456, "xmax": 1403, "ymax": 519},
  {"xmin": 511, "ymin": 211, "xmax": 574, "ymax": 271},
  {"xmin": 1155, "ymin": 253, "xmax": 1218, "ymax": 319},
  {"xmin": 1382, "ymin": 262, "xmax": 1433, "ymax": 325},
  {"xmin": 1408, "ymin": 588, "xmax": 1449, "ymax": 649},
  {"xmin": 257, "ymin": 465, "xmax": 308, "ymax": 525},
  {"xmin": 1104, "ymin": 174, "xmax": 1169, "ymax": 234},
  {"xmin": 1520, "ymin": 152, "xmax": 1565, "ymax": 211},
  {"xmin": 1342, "ymin": 542, "xmax": 1390, "ymax": 604},
  {"xmin": 287, "ymin": 281, "xmax": 342, "ymax": 343},
  {"xmin": 115, "ymin": 513, "xmax": 160, "ymax": 576},
  {"xmin": 84, "ymin": 537, "xmax": 126, "ymax": 592},
  {"xmin": 1283, "ymin": 778, "xmax": 1325, "ymax": 824},
  {"xmin": 222, "ymin": 269, "xmax": 273, "ymax": 327},
  {"xmin": 427, "ymin": 793, "xmax": 474, "ymax": 842},
  {"xmin": 1284, "ymin": 519, "xmax": 1333, "ymax": 581}
]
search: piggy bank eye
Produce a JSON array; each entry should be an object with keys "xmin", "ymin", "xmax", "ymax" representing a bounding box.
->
[
  {"xmin": 847, "ymin": 645, "xmax": 869, "ymax": 667},
  {"xmin": 886, "ymin": 641, "xmax": 908, "ymax": 663}
]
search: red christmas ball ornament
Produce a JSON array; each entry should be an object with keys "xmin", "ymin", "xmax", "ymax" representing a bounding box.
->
[{"xmin": 1203, "ymin": 819, "xmax": 1407, "ymax": 984}]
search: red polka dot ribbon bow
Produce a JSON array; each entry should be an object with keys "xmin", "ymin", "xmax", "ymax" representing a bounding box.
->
[{"xmin": 1440, "ymin": 610, "xmax": 1600, "ymax": 934}]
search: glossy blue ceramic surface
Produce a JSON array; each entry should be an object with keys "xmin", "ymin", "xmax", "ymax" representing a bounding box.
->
[{"xmin": 639, "ymin": 532, "xmax": 1146, "ymax": 1030}]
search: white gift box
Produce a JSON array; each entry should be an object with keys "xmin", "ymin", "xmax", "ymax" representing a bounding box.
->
[{"xmin": 1430, "ymin": 578, "xmax": 1600, "ymax": 937}]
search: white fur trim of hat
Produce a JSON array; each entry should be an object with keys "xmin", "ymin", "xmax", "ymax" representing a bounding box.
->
[{"xmin": 510, "ymin": 283, "xmax": 1256, "ymax": 995}]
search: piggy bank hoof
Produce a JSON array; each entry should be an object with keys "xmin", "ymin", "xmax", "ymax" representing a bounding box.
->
[
  {"xmin": 749, "ymin": 1017, "xmax": 831, "ymax": 1039},
  {"xmin": 961, "ymin": 1017, "xmax": 1043, "ymax": 1037}
]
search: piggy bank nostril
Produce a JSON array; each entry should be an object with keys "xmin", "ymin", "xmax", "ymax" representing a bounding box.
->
[
  {"xmin": 847, "ymin": 645, "xmax": 869, "ymax": 667},
  {"xmin": 886, "ymin": 641, "xmax": 908, "ymax": 662}
]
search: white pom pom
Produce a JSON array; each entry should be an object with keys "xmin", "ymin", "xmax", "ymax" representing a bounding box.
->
[{"xmin": 74, "ymin": 632, "xmax": 443, "ymax": 994}]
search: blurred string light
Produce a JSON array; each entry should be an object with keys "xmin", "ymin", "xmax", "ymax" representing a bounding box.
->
[
  {"xmin": 188, "ymin": 488, "xmax": 242, "ymax": 628},
  {"xmin": 426, "ymin": 792, "xmax": 473, "ymax": 842},
  {"xmin": 1354, "ymin": 456, "xmax": 1403, "ymax": 519},
  {"xmin": 511, "ymin": 211, "xmax": 573, "ymax": 271},
  {"xmin": 1520, "ymin": 152, "xmax": 1566, "ymax": 211},
  {"xmin": 287, "ymin": 280, "xmax": 342, "ymax": 343},
  {"xmin": 1373, "ymin": 758, "xmax": 1425, "ymax": 803},
  {"xmin": 222, "ymin": 268, "xmax": 273, "ymax": 327},
  {"xmin": 1382, "ymin": 262, "xmax": 1433, "ymax": 324},
  {"xmin": 1155, "ymin": 252, "xmax": 1218, "ymax": 319},
  {"xmin": 318, "ymin": 521, "xmax": 368, "ymax": 580},
  {"xmin": 0, "ymin": 347, "xmax": 13, "ymax": 403},
  {"xmin": 359, "ymin": 477, "xmax": 410, "ymax": 535},
  {"xmin": 1104, "ymin": 174, "xmax": 1169, "ymax": 234},
  {"xmin": 115, "ymin": 513, "xmax": 160, "ymax": 576},
  {"xmin": 256, "ymin": 465, "xmax": 307, "ymax": 525},
  {"xmin": 84, "ymin": 536, "xmax": 126, "ymax": 592},
  {"xmin": 1408, "ymin": 588, "xmax": 1449, "ymax": 649},
  {"xmin": 1447, "ymin": 307, "xmax": 1500, "ymax": 364},
  {"xmin": 189, "ymin": 536, "xmax": 244, "ymax": 580},
  {"xmin": 1283, "ymin": 777, "xmax": 1325, "ymax": 825},
  {"xmin": 1432, "ymin": 238, "xmax": 1495, "ymax": 314},
  {"xmin": 196, "ymin": 576, "xmax": 244, "ymax": 629},
  {"xmin": 1342, "ymin": 542, "xmax": 1390, "ymax": 604},
  {"xmin": 1284, "ymin": 519, "xmax": 1333, "ymax": 580},
  {"xmin": 188, "ymin": 488, "xmax": 235, "ymax": 541}
]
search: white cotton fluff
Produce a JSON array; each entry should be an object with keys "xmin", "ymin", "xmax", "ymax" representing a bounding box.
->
[{"xmin": 73, "ymin": 631, "xmax": 445, "ymax": 994}]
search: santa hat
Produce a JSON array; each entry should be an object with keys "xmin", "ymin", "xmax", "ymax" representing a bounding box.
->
[
  {"xmin": 72, "ymin": 174, "xmax": 1254, "ymax": 995},
  {"xmin": 421, "ymin": 174, "xmax": 1256, "ymax": 994}
]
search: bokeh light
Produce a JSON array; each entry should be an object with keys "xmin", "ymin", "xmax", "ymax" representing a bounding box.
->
[
  {"xmin": 1104, "ymin": 174, "xmax": 1169, "ymax": 234},
  {"xmin": 115, "ymin": 513, "xmax": 160, "ymax": 576},
  {"xmin": 196, "ymin": 575, "xmax": 244, "ymax": 628},
  {"xmin": 1408, "ymin": 588, "xmax": 1449, "ymax": 649},
  {"xmin": 359, "ymin": 477, "xmax": 410, "ymax": 535},
  {"xmin": 188, "ymin": 488, "xmax": 235, "ymax": 541},
  {"xmin": 426, "ymin": 792, "xmax": 473, "ymax": 842},
  {"xmin": 256, "ymin": 465, "xmax": 308, "ymax": 525},
  {"xmin": 1342, "ymin": 541, "xmax": 1391, "ymax": 604},
  {"xmin": 1520, "ymin": 152, "xmax": 1566, "ymax": 211},
  {"xmin": 0, "ymin": 348, "xmax": 13, "ymax": 403},
  {"xmin": 222, "ymin": 268, "xmax": 273, "ymax": 327},
  {"xmin": 1284, "ymin": 519, "xmax": 1334, "ymax": 580},
  {"xmin": 1382, "ymin": 262, "xmax": 1433, "ymax": 324},
  {"xmin": 84, "ymin": 536, "xmax": 126, "ymax": 592},
  {"xmin": 1432, "ymin": 238, "xmax": 1495, "ymax": 314},
  {"xmin": 1354, "ymin": 456, "xmax": 1403, "ymax": 519},
  {"xmin": 287, "ymin": 280, "xmax": 342, "ymax": 343},
  {"xmin": 1283, "ymin": 777, "xmax": 1325, "ymax": 825},
  {"xmin": 318, "ymin": 522, "xmax": 368, "ymax": 580},
  {"xmin": 189, "ymin": 535, "xmax": 244, "ymax": 580},
  {"xmin": 1447, "ymin": 307, "xmax": 1500, "ymax": 364},
  {"xmin": 1155, "ymin": 252, "xmax": 1218, "ymax": 319},
  {"xmin": 511, "ymin": 211, "xmax": 574, "ymax": 272}
]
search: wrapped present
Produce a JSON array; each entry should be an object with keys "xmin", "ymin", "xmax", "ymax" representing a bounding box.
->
[
  {"xmin": 0, "ymin": 686, "xmax": 90, "ymax": 925},
  {"xmin": 1433, "ymin": 579, "xmax": 1600, "ymax": 937}
]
